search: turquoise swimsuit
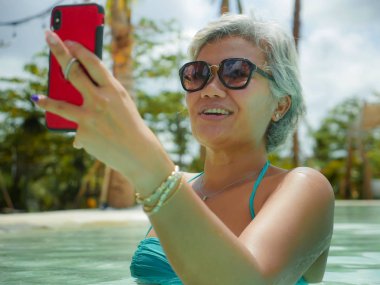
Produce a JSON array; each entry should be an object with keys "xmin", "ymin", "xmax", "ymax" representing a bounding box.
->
[{"xmin": 130, "ymin": 161, "xmax": 308, "ymax": 285}]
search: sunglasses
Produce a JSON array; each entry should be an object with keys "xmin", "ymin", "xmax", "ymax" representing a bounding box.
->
[{"xmin": 179, "ymin": 58, "xmax": 274, "ymax": 92}]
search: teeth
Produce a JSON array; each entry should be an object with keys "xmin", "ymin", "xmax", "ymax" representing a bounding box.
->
[{"xmin": 203, "ymin": 108, "xmax": 231, "ymax": 115}]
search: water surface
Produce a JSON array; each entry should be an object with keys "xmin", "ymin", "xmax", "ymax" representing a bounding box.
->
[{"xmin": 1, "ymin": 202, "xmax": 379, "ymax": 284}]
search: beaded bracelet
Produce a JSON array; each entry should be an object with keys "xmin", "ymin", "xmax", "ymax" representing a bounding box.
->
[
  {"xmin": 135, "ymin": 166, "xmax": 183, "ymax": 214},
  {"xmin": 144, "ymin": 177, "xmax": 182, "ymax": 215}
]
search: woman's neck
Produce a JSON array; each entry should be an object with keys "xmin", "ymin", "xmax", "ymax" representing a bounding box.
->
[{"xmin": 201, "ymin": 144, "xmax": 268, "ymax": 190}]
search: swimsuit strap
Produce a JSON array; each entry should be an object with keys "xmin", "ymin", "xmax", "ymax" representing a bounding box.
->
[
  {"xmin": 187, "ymin": 171, "xmax": 204, "ymax": 183},
  {"xmin": 249, "ymin": 161, "xmax": 270, "ymax": 219}
]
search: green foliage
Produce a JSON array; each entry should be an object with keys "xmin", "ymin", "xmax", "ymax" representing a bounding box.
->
[
  {"xmin": 0, "ymin": 52, "xmax": 96, "ymax": 211},
  {"xmin": 313, "ymin": 97, "xmax": 361, "ymax": 161},
  {"xmin": 310, "ymin": 96, "xmax": 380, "ymax": 198},
  {"xmin": 311, "ymin": 97, "xmax": 361, "ymax": 196},
  {"xmin": 268, "ymin": 152, "xmax": 294, "ymax": 170},
  {"xmin": 133, "ymin": 18, "xmax": 194, "ymax": 169}
]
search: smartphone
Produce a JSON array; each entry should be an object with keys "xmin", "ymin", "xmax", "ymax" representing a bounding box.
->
[{"xmin": 46, "ymin": 3, "xmax": 104, "ymax": 131}]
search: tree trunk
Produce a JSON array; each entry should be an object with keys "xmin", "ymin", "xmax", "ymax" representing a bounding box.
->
[
  {"xmin": 236, "ymin": 0, "xmax": 243, "ymax": 14},
  {"xmin": 359, "ymin": 134, "xmax": 373, "ymax": 199},
  {"xmin": 100, "ymin": 0, "xmax": 136, "ymax": 208},
  {"xmin": 220, "ymin": 0, "xmax": 229, "ymax": 14},
  {"xmin": 109, "ymin": 0, "xmax": 134, "ymax": 96},
  {"xmin": 343, "ymin": 133, "xmax": 354, "ymax": 198},
  {"xmin": 292, "ymin": 0, "xmax": 301, "ymax": 167},
  {"xmin": 358, "ymin": 102, "xmax": 380, "ymax": 199},
  {"xmin": 0, "ymin": 171, "xmax": 14, "ymax": 211}
]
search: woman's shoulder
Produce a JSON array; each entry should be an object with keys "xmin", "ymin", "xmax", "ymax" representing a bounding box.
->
[
  {"xmin": 286, "ymin": 166, "xmax": 332, "ymax": 185},
  {"xmin": 275, "ymin": 166, "xmax": 334, "ymax": 202},
  {"xmin": 270, "ymin": 165, "xmax": 331, "ymax": 183}
]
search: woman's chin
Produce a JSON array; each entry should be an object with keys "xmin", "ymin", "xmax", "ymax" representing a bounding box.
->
[{"xmin": 194, "ymin": 132, "xmax": 235, "ymax": 149}]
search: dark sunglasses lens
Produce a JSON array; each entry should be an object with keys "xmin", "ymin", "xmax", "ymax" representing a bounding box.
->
[
  {"xmin": 220, "ymin": 59, "xmax": 251, "ymax": 88},
  {"xmin": 181, "ymin": 62, "xmax": 209, "ymax": 91}
]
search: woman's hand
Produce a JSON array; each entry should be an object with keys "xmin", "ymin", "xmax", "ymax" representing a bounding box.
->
[{"xmin": 34, "ymin": 31, "xmax": 174, "ymax": 194}]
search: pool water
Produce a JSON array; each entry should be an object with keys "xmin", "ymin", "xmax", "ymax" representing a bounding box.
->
[
  {"xmin": 323, "ymin": 202, "xmax": 380, "ymax": 284},
  {"xmin": 0, "ymin": 221, "xmax": 147, "ymax": 285},
  {"xmin": 1, "ymin": 202, "xmax": 379, "ymax": 285}
]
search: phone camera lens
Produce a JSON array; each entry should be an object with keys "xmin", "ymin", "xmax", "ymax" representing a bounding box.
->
[{"xmin": 52, "ymin": 10, "xmax": 62, "ymax": 31}]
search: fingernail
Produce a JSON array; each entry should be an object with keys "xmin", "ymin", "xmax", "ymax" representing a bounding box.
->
[
  {"xmin": 45, "ymin": 31, "xmax": 58, "ymax": 45},
  {"xmin": 30, "ymin": 94, "xmax": 40, "ymax": 103},
  {"xmin": 73, "ymin": 140, "xmax": 83, "ymax": 149}
]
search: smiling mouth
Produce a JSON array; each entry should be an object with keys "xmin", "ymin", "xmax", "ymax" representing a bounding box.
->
[{"xmin": 200, "ymin": 108, "xmax": 233, "ymax": 116}]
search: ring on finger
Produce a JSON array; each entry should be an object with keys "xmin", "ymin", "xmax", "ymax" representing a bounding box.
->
[{"xmin": 64, "ymin": 57, "xmax": 79, "ymax": 80}]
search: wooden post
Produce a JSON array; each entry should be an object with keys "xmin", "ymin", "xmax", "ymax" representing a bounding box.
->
[
  {"xmin": 291, "ymin": 0, "xmax": 301, "ymax": 167},
  {"xmin": 357, "ymin": 130, "xmax": 373, "ymax": 199},
  {"xmin": 343, "ymin": 133, "xmax": 354, "ymax": 199},
  {"xmin": 0, "ymin": 171, "xmax": 14, "ymax": 211},
  {"xmin": 358, "ymin": 102, "xmax": 380, "ymax": 199}
]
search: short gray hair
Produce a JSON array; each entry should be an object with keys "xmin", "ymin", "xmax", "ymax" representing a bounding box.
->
[{"xmin": 189, "ymin": 14, "xmax": 305, "ymax": 152}]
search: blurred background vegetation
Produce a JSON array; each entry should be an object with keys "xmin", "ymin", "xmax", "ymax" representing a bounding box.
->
[{"xmin": 1, "ymin": 0, "xmax": 380, "ymax": 212}]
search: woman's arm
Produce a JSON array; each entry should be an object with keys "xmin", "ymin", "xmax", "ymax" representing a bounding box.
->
[
  {"xmin": 36, "ymin": 32, "xmax": 334, "ymax": 285},
  {"xmin": 149, "ymin": 167, "xmax": 334, "ymax": 284}
]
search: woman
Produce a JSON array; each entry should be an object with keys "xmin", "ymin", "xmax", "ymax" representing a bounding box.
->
[{"xmin": 33, "ymin": 14, "xmax": 334, "ymax": 285}]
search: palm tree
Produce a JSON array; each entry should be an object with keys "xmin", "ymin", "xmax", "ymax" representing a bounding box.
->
[
  {"xmin": 292, "ymin": 0, "xmax": 301, "ymax": 167},
  {"xmin": 99, "ymin": 0, "xmax": 136, "ymax": 208},
  {"xmin": 218, "ymin": 0, "xmax": 243, "ymax": 14}
]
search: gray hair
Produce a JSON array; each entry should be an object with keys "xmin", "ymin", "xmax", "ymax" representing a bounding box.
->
[{"xmin": 189, "ymin": 14, "xmax": 305, "ymax": 152}]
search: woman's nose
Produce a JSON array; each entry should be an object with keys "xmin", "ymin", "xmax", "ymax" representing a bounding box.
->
[
  {"xmin": 200, "ymin": 81, "xmax": 227, "ymax": 98},
  {"xmin": 200, "ymin": 67, "xmax": 227, "ymax": 98}
]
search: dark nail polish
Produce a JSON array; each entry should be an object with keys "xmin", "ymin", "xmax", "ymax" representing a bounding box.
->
[{"xmin": 31, "ymin": 95, "xmax": 40, "ymax": 102}]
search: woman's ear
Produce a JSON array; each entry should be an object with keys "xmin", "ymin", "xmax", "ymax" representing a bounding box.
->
[{"xmin": 272, "ymin": 95, "xmax": 291, "ymax": 122}]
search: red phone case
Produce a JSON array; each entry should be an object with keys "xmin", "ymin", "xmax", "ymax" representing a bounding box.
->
[{"xmin": 47, "ymin": 3, "xmax": 104, "ymax": 131}]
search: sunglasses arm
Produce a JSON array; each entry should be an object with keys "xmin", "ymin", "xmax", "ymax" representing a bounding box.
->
[{"xmin": 255, "ymin": 67, "xmax": 275, "ymax": 82}]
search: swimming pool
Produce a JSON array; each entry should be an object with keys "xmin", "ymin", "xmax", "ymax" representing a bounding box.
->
[
  {"xmin": 323, "ymin": 201, "xmax": 380, "ymax": 284},
  {"xmin": 1, "ymin": 201, "xmax": 379, "ymax": 284}
]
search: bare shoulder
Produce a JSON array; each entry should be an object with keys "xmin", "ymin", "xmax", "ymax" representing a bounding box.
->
[
  {"xmin": 287, "ymin": 166, "xmax": 330, "ymax": 181},
  {"xmin": 268, "ymin": 166, "xmax": 335, "ymax": 245},
  {"xmin": 280, "ymin": 166, "xmax": 335, "ymax": 202},
  {"xmin": 239, "ymin": 166, "xmax": 334, "ymax": 282},
  {"xmin": 260, "ymin": 166, "xmax": 335, "ymax": 221}
]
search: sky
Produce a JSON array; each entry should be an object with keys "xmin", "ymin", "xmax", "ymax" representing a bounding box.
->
[{"xmin": 1, "ymin": 0, "xmax": 380, "ymax": 157}]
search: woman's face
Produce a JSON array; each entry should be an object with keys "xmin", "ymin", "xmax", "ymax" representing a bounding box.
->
[{"xmin": 185, "ymin": 36, "xmax": 276, "ymax": 151}]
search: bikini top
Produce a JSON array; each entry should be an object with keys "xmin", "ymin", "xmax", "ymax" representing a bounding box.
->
[{"xmin": 130, "ymin": 162, "xmax": 308, "ymax": 285}]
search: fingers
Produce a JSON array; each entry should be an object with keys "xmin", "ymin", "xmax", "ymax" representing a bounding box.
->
[
  {"xmin": 45, "ymin": 31, "xmax": 98, "ymax": 98},
  {"xmin": 64, "ymin": 40, "xmax": 112, "ymax": 87},
  {"xmin": 32, "ymin": 94, "xmax": 86, "ymax": 151},
  {"xmin": 32, "ymin": 94, "xmax": 82, "ymax": 123},
  {"xmin": 45, "ymin": 30, "xmax": 111, "ymax": 87}
]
